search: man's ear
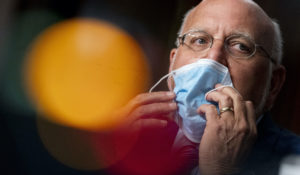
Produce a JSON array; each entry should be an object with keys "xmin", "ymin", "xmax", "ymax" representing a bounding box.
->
[
  {"xmin": 167, "ymin": 48, "xmax": 177, "ymax": 90},
  {"xmin": 169, "ymin": 48, "xmax": 177, "ymax": 72},
  {"xmin": 265, "ymin": 65, "xmax": 286, "ymax": 110}
]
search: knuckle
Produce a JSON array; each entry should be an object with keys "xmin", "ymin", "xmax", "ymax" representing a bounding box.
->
[
  {"xmin": 207, "ymin": 104, "xmax": 216, "ymax": 111},
  {"xmin": 236, "ymin": 95, "xmax": 244, "ymax": 102},
  {"xmin": 209, "ymin": 120, "xmax": 223, "ymax": 130},
  {"xmin": 221, "ymin": 95, "xmax": 232, "ymax": 104},
  {"xmin": 232, "ymin": 93, "xmax": 243, "ymax": 102},
  {"xmin": 215, "ymin": 122, "xmax": 225, "ymax": 132},
  {"xmin": 134, "ymin": 93, "xmax": 147, "ymax": 103},
  {"xmin": 236, "ymin": 122, "xmax": 249, "ymax": 135},
  {"xmin": 134, "ymin": 106, "xmax": 146, "ymax": 117}
]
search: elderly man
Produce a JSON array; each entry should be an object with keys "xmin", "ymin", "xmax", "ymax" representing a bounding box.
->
[{"xmin": 119, "ymin": 0, "xmax": 300, "ymax": 174}]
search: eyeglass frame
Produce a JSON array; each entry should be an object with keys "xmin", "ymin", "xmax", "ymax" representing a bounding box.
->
[{"xmin": 176, "ymin": 30, "xmax": 277, "ymax": 65}]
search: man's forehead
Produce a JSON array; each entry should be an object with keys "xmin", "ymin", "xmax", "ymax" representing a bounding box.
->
[
  {"xmin": 199, "ymin": 0, "xmax": 258, "ymax": 9},
  {"xmin": 182, "ymin": 0, "xmax": 273, "ymax": 43},
  {"xmin": 187, "ymin": 0, "xmax": 263, "ymax": 27},
  {"xmin": 183, "ymin": 27, "xmax": 253, "ymax": 40}
]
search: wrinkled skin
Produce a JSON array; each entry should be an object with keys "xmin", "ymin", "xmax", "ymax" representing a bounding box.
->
[{"xmin": 117, "ymin": 0, "xmax": 286, "ymax": 174}]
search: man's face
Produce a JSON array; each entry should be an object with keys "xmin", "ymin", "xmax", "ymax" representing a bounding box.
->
[{"xmin": 170, "ymin": 0, "xmax": 276, "ymax": 117}]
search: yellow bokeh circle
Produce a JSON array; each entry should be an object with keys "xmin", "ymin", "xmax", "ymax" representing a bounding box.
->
[{"xmin": 25, "ymin": 18, "xmax": 150, "ymax": 131}]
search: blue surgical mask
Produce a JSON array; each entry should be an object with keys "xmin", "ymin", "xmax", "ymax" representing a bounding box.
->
[{"xmin": 150, "ymin": 58, "xmax": 233, "ymax": 143}]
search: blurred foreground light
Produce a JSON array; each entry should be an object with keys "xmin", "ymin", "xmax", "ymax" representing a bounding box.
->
[
  {"xmin": 279, "ymin": 155, "xmax": 300, "ymax": 175},
  {"xmin": 24, "ymin": 18, "xmax": 150, "ymax": 131},
  {"xmin": 37, "ymin": 117, "xmax": 139, "ymax": 170}
]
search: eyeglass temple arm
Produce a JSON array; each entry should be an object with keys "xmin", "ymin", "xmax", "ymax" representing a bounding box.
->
[{"xmin": 257, "ymin": 45, "xmax": 277, "ymax": 65}]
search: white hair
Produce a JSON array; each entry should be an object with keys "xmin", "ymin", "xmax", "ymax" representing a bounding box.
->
[
  {"xmin": 175, "ymin": 7, "xmax": 195, "ymax": 47},
  {"xmin": 271, "ymin": 20, "xmax": 283, "ymax": 64},
  {"xmin": 175, "ymin": 7, "xmax": 283, "ymax": 64}
]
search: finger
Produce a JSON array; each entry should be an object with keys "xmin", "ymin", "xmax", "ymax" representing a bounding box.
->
[
  {"xmin": 215, "ymin": 84, "xmax": 241, "ymax": 96},
  {"xmin": 205, "ymin": 90, "xmax": 234, "ymax": 118},
  {"xmin": 130, "ymin": 91, "xmax": 176, "ymax": 107},
  {"xmin": 121, "ymin": 91, "xmax": 176, "ymax": 117},
  {"xmin": 197, "ymin": 104, "xmax": 219, "ymax": 124},
  {"xmin": 245, "ymin": 101, "xmax": 257, "ymax": 134},
  {"xmin": 206, "ymin": 90, "xmax": 233, "ymax": 109},
  {"xmin": 214, "ymin": 85, "xmax": 246, "ymax": 120},
  {"xmin": 130, "ymin": 102, "xmax": 177, "ymax": 121},
  {"xmin": 159, "ymin": 111, "xmax": 177, "ymax": 121},
  {"xmin": 132, "ymin": 118, "xmax": 168, "ymax": 132}
]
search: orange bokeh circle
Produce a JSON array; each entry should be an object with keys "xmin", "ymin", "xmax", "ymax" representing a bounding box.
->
[{"xmin": 25, "ymin": 18, "xmax": 150, "ymax": 131}]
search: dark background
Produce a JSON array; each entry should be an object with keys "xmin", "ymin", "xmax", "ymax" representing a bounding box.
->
[{"xmin": 0, "ymin": 0, "xmax": 299, "ymax": 174}]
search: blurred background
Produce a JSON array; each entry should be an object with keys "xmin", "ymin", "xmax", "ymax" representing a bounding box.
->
[{"xmin": 0, "ymin": 0, "xmax": 299, "ymax": 175}]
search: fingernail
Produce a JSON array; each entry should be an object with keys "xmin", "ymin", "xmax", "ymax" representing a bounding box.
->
[
  {"xmin": 169, "ymin": 102, "xmax": 177, "ymax": 109},
  {"xmin": 160, "ymin": 120, "xmax": 168, "ymax": 127},
  {"xmin": 166, "ymin": 91, "xmax": 175, "ymax": 97}
]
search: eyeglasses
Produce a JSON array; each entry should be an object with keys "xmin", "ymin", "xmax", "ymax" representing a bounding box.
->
[{"xmin": 177, "ymin": 30, "xmax": 277, "ymax": 64}]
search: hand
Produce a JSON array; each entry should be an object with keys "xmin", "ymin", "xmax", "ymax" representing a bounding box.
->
[
  {"xmin": 197, "ymin": 84, "xmax": 257, "ymax": 175},
  {"xmin": 117, "ymin": 91, "xmax": 177, "ymax": 132},
  {"xmin": 109, "ymin": 92, "xmax": 179, "ymax": 175}
]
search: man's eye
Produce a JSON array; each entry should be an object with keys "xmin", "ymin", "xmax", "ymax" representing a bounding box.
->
[
  {"xmin": 231, "ymin": 43, "xmax": 252, "ymax": 53},
  {"xmin": 190, "ymin": 37, "xmax": 208, "ymax": 45}
]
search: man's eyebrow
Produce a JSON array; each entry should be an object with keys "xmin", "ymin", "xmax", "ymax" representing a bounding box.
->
[
  {"xmin": 181, "ymin": 27, "xmax": 206, "ymax": 35},
  {"xmin": 181, "ymin": 28, "xmax": 256, "ymax": 43},
  {"xmin": 189, "ymin": 27, "xmax": 206, "ymax": 33},
  {"xmin": 183, "ymin": 28, "xmax": 254, "ymax": 38},
  {"xmin": 228, "ymin": 30, "xmax": 254, "ymax": 40}
]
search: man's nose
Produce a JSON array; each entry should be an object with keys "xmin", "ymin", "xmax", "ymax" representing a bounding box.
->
[{"xmin": 206, "ymin": 39, "xmax": 227, "ymax": 65}]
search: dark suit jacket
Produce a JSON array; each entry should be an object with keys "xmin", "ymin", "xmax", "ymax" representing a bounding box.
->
[{"xmin": 185, "ymin": 112, "xmax": 300, "ymax": 175}]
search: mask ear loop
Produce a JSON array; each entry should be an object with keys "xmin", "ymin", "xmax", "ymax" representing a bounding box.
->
[
  {"xmin": 149, "ymin": 50, "xmax": 178, "ymax": 93},
  {"xmin": 149, "ymin": 72, "xmax": 173, "ymax": 92},
  {"xmin": 204, "ymin": 85, "xmax": 234, "ymax": 100},
  {"xmin": 167, "ymin": 50, "xmax": 178, "ymax": 90}
]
